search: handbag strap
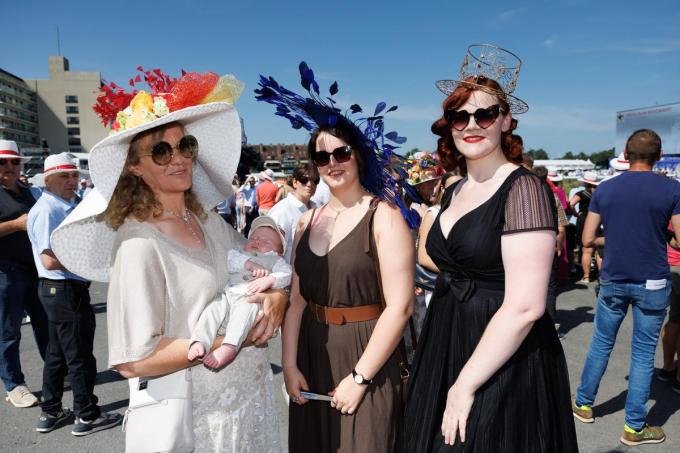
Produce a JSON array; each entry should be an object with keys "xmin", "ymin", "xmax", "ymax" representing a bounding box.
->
[{"xmin": 366, "ymin": 198, "xmax": 417, "ymax": 366}]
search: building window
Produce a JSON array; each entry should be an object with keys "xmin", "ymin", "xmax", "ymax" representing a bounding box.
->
[
  {"xmin": 66, "ymin": 106, "xmax": 79, "ymax": 114},
  {"xmin": 65, "ymin": 95, "xmax": 78, "ymax": 103},
  {"xmin": 68, "ymin": 137, "xmax": 81, "ymax": 146},
  {"xmin": 67, "ymin": 116, "xmax": 79, "ymax": 125},
  {"xmin": 69, "ymin": 147, "xmax": 82, "ymax": 153},
  {"xmin": 67, "ymin": 127, "xmax": 80, "ymax": 136}
]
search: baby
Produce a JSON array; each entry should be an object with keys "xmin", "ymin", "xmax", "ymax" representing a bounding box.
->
[{"xmin": 188, "ymin": 216, "xmax": 291, "ymax": 368}]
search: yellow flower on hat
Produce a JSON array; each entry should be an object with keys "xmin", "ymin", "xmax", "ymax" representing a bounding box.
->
[
  {"xmin": 125, "ymin": 109, "xmax": 155, "ymax": 129},
  {"xmin": 130, "ymin": 91, "xmax": 154, "ymax": 113}
]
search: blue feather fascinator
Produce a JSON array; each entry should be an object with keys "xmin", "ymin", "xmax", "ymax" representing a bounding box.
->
[{"xmin": 254, "ymin": 62, "xmax": 420, "ymax": 228}]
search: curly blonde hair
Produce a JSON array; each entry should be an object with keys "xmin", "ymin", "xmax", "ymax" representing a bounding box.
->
[{"xmin": 102, "ymin": 121, "xmax": 206, "ymax": 230}]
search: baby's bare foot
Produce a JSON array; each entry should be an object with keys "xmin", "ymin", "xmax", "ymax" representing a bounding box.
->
[
  {"xmin": 203, "ymin": 344, "xmax": 238, "ymax": 369},
  {"xmin": 188, "ymin": 341, "xmax": 206, "ymax": 361}
]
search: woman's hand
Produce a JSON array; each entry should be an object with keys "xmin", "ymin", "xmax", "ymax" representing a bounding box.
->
[
  {"xmin": 246, "ymin": 289, "xmax": 287, "ymax": 346},
  {"xmin": 284, "ymin": 366, "xmax": 310, "ymax": 405},
  {"xmin": 329, "ymin": 374, "xmax": 368, "ymax": 415},
  {"xmin": 441, "ymin": 382, "xmax": 475, "ymax": 446}
]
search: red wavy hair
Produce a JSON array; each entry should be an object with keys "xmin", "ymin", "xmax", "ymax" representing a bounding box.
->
[{"xmin": 431, "ymin": 77, "xmax": 520, "ymax": 173}]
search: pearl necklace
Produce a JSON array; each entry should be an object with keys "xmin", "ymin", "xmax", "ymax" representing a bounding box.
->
[{"xmin": 164, "ymin": 208, "xmax": 201, "ymax": 244}]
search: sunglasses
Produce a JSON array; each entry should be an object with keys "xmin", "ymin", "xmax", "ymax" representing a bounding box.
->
[
  {"xmin": 312, "ymin": 145, "xmax": 353, "ymax": 167},
  {"xmin": 297, "ymin": 175, "xmax": 320, "ymax": 185},
  {"xmin": 141, "ymin": 135, "xmax": 199, "ymax": 166},
  {"xmin": 444, "ymin": 104, "xmax": 505, "ymax": 131},
  {"xmin": 0, "ymin": 159, "xmax": 22, "ymax": 166}
]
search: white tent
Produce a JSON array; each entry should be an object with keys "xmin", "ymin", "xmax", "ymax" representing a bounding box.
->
[{"xmin": 534, "ymin": 159, "xmax": 595, "ymax": 171}]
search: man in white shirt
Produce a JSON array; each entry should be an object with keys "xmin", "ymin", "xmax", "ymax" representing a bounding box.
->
[{"xmin": 267, "ymin": 165, "xmax": 318, "ymax": 263}]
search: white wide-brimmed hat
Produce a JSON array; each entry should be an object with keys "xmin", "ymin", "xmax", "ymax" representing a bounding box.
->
[
  {"xmin": 259, "ymin": 168, "xmax": 274, "ymax": 181},
  {"xmin": 250, "ymin": 216, "xmax": 287, "ymax": 255},
  {"xmin": 0, "ymin": 140, "xmax": 32, "ymax": 161},
  {"xmin": 609, "ymin": 152, "xmax": 629, "ymax": 171},
  {"xmin": 547, "ymin": 167, "xmax": 563, "ymax": 182},
  {"xmin": 51, "ymin": 101, "xmax": 242, "ymax": 282},
  {"xmin": 579, "ymin": 171, "xmax": 600, "ymax": 186},
  {"xmin": 43, "ymin": 153, "xmax": 83, "ymax": 177}
]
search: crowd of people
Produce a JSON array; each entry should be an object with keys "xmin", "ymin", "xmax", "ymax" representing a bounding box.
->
[{"xmin": 1, "ymin": 44, "xmax": 679, "ymax": 453}]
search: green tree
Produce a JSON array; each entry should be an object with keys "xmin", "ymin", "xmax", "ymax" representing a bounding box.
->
[
  {"xmin": 526, "ymin": 148, "xmax": 549, "ymax": 160},
  {"xmin": 561, "ymin": 151, "xmax": 575, "ymax": 159},
  {"xmin": 404, "ymin": 148, "xmax": 420, "ymax": 158},
  {"xmin": 589, "ymin": 148, "xmax": 615, "ymax": 167}
]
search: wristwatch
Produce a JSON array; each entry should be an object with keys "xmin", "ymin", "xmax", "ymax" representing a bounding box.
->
[{"xmin": 352, "ymin": 368, "xmax": 372, "ymax": 385}]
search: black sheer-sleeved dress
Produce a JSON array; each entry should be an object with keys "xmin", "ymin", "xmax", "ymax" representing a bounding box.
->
[{"xmin": 401, "ymin": 167, "xmax": 578, "ymax": 453}]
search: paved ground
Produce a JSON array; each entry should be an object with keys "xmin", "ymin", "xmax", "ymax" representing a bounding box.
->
[{"xmin": 1, "ymin": 281, "xmax": 678, "ymax": 452}]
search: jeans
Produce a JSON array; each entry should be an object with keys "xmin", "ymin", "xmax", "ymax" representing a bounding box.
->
[
  {"xmin": 0, "ymin": 264, "xmax": 49, "ymax": 392},
  {"xmin": 576, "ymin": 279, "xmax": 670, "ymax": 430},
  {"xmin": 38, "ymin": 279, "xmax": 100, "ymax": 420}
]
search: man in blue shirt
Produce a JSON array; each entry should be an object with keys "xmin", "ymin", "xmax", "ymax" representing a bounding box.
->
[
  {"xmin": 573, "ymin": 130, "xmax": 680, "ymax": 446},
  {"xmin": 27, "ymin": 153, "xmax": 121, "ymax": 436}
]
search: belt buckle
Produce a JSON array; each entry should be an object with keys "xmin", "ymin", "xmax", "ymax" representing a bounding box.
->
[{"xmin": 314, "ymin": 304, "xmax": 328, "ymax": 324}]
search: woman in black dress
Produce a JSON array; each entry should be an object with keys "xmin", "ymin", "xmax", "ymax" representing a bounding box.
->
[
  {"xmin": 569, "ymin": 173, "xmax": 599, "ymax": 282},
  {"xmin": 401, "ymin": 45, "xmax": 578, "ymax": 452}
]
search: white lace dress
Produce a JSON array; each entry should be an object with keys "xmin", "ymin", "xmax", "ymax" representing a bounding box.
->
[
  {"xmin": 193, "ymin": 347, "xmax": 281, "ymax": 452},
  {"xmin": 107, "ymin": 213, "xmax": 281, "ymax": 453}
]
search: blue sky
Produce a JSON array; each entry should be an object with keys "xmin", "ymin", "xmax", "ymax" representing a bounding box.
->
[{"xmin": 3, "ymin": 0, "xmax": 679, "ymax": 157}]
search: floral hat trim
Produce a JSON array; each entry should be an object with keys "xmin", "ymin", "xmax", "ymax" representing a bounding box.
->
[{"xmin": 93, "ymin": 67, "xmax": 244, "ymax": 133}]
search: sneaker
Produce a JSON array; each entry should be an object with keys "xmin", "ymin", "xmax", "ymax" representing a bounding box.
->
[
  {"xmin": 71, "ymin": 411, "xmax": 123, "ymax": 436},
  {"xmin": 36, "ymin": 408, "xmax": 72, "ymax": 433},
  {"xmin": 656, "ymin": 368, "xmax": 677, "ymax": 382},
  {"xmin": 5, "ymin": 384, "xmax": 38, "ymax": 408},
  {"xmin": 620, "ymin": 424, "xmax": 665, "ymax": 446},
  {"xmin": 571, "ymin": 396, "xmax": 594, "ymax": 423}
]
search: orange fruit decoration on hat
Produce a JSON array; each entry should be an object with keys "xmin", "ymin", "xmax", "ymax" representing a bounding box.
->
[{"xmin": 166, "ymin": 72, "xmax": 220, "ymax": 111}]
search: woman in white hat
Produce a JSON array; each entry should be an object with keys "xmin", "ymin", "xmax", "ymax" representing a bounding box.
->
[
  {"xmin": 570, "ymin": 171, "xmax": 600, "ymax": 282},
  {"xmin": 51, "ymin": 70, "xmax": 284, "ymax": 452}
]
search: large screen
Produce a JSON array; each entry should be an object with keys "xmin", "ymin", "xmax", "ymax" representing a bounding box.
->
[{"xmin": 616, "ymin": 102, "xmax": 680, "ymax": 154}]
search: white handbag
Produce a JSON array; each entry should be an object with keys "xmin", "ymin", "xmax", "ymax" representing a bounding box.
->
[{"xmin": 122, "ymin": 368, "xmax": 194, "ymax": 453}]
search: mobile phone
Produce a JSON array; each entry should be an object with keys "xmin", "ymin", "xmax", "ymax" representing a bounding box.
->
[{"xmin": 300, "ymin": 391, "xmax": 333, "ymax": 402}]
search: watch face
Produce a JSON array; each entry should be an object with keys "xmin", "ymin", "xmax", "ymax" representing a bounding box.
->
[{"xmin": 354, "ymin": 374, "xmax": 363, "ymax": 384}]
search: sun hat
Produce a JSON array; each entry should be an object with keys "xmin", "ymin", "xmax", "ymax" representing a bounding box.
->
[
  {"xmin": 547, "ymin": 167, "xmax": 563, "ymax": 182},
  {"xmin": 43, "ymin": 153, "xmax": 84, "ymax": 177},
  {"xmin": 259, "ymin": 168, "xmax": 274, "ymax": 181},
  {"xmin": 250, "ymin": 216, "xmax": 287, "ymax": 255},
  {"xmin": 51, "ymin": 68, "xmax": 244, "ymax": 282},
  {"xmin": 435, "ymin": 44, "xmax": 529, "ymax": 114},
  {"xmin": 609, "ymin": 152, "xmax": 629, "ymax": 171},
  {"xmin": 579, "ymin": 171, "xmax": 600, "ymax": 186},
  {"xmin": 0, "ymin": 140, "xmax": 32, "ymax": 161}
]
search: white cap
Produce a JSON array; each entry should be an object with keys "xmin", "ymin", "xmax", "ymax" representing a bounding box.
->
[
  {"xmin": 43, "ymin": 153, "xmax": 80, "ymax": 177},
  {"xmin": 0, "ymin": 139, "xmax": 31, "ymax": 161}
]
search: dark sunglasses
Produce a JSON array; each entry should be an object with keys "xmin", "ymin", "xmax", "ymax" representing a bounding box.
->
[
  {"xmin": 312, "ymin": 145, "xmax": 352, "ymax": 167},
  {"xmin": 444, "ymin": 104, "xmax": 505, "ymax": 131},
  {"xmin": 141, "ymin": 135, "xmax": 199, "ymax": 166},
  {"xmin": 297, "ymin": 174, "xmax": 320, "ymax": 185},
  {"xmin": 0, "ymin": 159, "xmax": 22, "ymax": 166}
]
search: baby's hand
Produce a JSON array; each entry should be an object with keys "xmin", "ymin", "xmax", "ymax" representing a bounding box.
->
[
  {"xmin": 244, "ymin": 260, "xmax": 267, "ymax": 274},
  {"xmin": 247, "ymin": 275, "xmax": 276, "ymax": 295},
  {"xmin": 251, "ymin": 268, "xmax": 270, "ymax": 279},
  {"xmin": 188, "ymin": 341, "xmax": 206, "ymax": 361}
]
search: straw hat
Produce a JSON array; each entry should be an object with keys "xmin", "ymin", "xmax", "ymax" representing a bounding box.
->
[
  {"xmin": 579, "ymin": 171, "xmax": 600, "ymax": 186},
  {"xmin": 43, "ymin": 153, "xmax": 84, "ymax": 177},
  {"xmin": 0, "ymin": 140, "xmax": 32, "ymax": 161},
  {"xmin": 51, "ymin": 70, "xmax": 243, "ymax": 282},
  {"xmin": 547, "ymin": 167, "xmax": 563, "ymax": 182},
  {"xmin": 259, "ymin": 168, "xmax": 274, "ymax": 181},
  {"xmin": 609, "ymin": 152, "xmax": 629, "ymax": 171}
]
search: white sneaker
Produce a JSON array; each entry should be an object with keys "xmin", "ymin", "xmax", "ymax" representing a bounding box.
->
[{"xmin": 6, "ymin": 384, "xmax": 38, "ymax": 408}]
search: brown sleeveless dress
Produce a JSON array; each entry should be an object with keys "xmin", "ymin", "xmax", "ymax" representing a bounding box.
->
[{"xmin": 289, "ymin": 201, "xmax": 402, "ymax": 453}]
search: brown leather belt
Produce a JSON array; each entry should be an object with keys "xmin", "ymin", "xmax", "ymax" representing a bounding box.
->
[{"xmin": 307, "ymin": 301, "xmax": 382, "ymax": 325}]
